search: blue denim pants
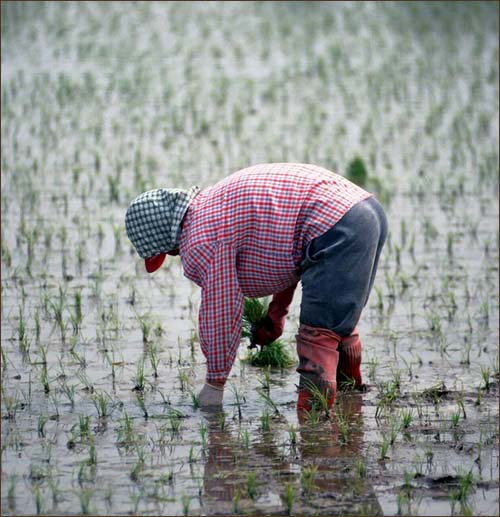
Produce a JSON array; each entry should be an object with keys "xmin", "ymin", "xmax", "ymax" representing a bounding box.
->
[{"xmin": 299, "ymin": 196, "xmax": 388, "ymax": 337}]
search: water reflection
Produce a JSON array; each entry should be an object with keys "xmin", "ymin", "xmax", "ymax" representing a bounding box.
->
[{"xmin": 200, "ymin": 393, "xmax": 383, "ymax": 515}]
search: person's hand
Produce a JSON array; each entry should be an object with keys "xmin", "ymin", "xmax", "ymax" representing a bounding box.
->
[
  {"xmin": 198, "ymin": 382, "xmax": 224, "ymax": 408},
  {"xmin": 250, "ymin": 314, "xmax": 285, "ymax": 348},
  {"xmin": 249, "ymin": 283, "xmax": 297, "ymax": 348}
]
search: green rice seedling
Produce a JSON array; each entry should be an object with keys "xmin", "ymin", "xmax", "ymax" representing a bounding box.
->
[
  {"xmin": 2, "ymin": 240, "xmax": 12, "ymax": 268},
  {"xmin": 37, "ymin": 414, "xmax": 48, "ymax": 437},
  {"xmin": 8, "ymin": 475, "xmax": 16, "ymax": 511},
  {"xmin": 301, "ymin": 465, "xmax": 318, "ymax": 496},
  {"xmin": 76, "ymin": 243, "xmax": 85, "ymax": 270},
  {"xmin": 129, "ymin": 490, "xmax": 142, "ymax": 515},
  {"xmin": 40, "ymin": 362, "xmax": 50, "ymax": 395},
  {"xmin": 336, "ymin": 408, "xmax": 350, "ymax": 444},
  {"xmin": 366, "ymin": 357, "xmax": 379, "ymax": 382},
  {"xmin": 374, "ymin": 286, "xmax": 384, "ymax": 312},
  {"xmin": 218, "ymin": 411, "xmax": 226, "ymax": 431},
  {"xmin": 260, "ymin": 411, "xmax": 271, "ymax": 432},
  {"xmin": 148, "ymin": 344, "xmax": 160, "ymax": 379},
  {"xmin": 375, "ymin": 379, "xmax": 400, "ymax": 418},
  {"xmin": 158, "ymin": 389, "xmax": 171, "ymax": 406},
  {"xmin": 230, "ymin": 384, "xmax": 244, "ymax": 420},
  {"xmin": 168, "ymin": 409, "xmax": 182, "ymax": 437},
  {"xmin": 91, "ymin": 391, "xmax": 115, "ymax": 419},
  {"xmin": 1, "ymin": 392, "xmax": 20, "ymax": 420},
  {"xmin": 113, "ymin": 225, "xmax": 122, "ymax": 253},
  {"xmin": 188, "ymin": 445, "xmax": 196, "ymax": 464},
  {"xmin": 257, "ymin": 388, "xmax": 280, "ymax": 416},
  {"xmin": 451, "ymin": 468, "xmax": 474, "ymax": 504},
  {"xmin": 178, "ymin": 369, "xmax": 190, "ymax": 391},
  {"xmin": 138, "ymin": 314, "xmax": 151, "ymax": 344},
  {"xmin": 259, "ymin": 366, "xmax": 272, "ymax": 391},
  {"xmin": 69, "ymin": 348, "xmax": 86, "ymax": 368},
  {"xmin": 246, "ymin": 471, "xmax": 258, "ymax": 499},
  {"xmin": 346, "ymin": 156, "xmax": 368, "ymax": 186},
  {"xmin": 400, "ymin": 409, "xmax": 413, "ymax": 429},
  {"xmin": 107, "ymin": 174, "xmax": 120, "ymax": 203},
  {"xmin": 245, "ymin": 340, "xmax": 295, "ymax": 368},
  {"xmin": 182, "ymin": 494, "xmax": 191, "ymax": 516},
  {"xmin": 127, "ymin": 284, "xmax": 136, "ymax": 305},
  {"xmin": 480, "ymin": 366, "xmax": 491, "ymax": 391},
  {"xmin": 456, "ymin": 391, "xmax": 467, "ymax": 419},
  {"xmin": 154, "ymin": 321, "xmax": 163, "ymax": 337},
  {"xmin": 77, "ymin": 370, "xmax": 94, "ymax": 393},
  {"xmin": 60, "ymin": 382, "xmax": 76, "ymax": 406},
  {"xmin": 232, "ymin": 488, "xmax": 241, "ymax": 514},
  {"xmin": 475, "ymin": 388, "xmax": 483, "ymax": 407},
  {"xmin": 49, "ymin": 287, "xmax": 67, "ymax": 339},
  {"xmin": 190, "ymin": 391, "xmax": 200, "ymax": 409},
  {"xmin": 79, "ymin": 415, "xmax": 91, "ymax": 440},
  {"xmin": 389, "ymin": 418, "xmax": 401, "ymax": 445},
  {"xmin": 88, "ymin": 444, "xmax": 97, "ymax": 466},
  {"xmin": 17, "ymin": 307, "xmax": 28, "ymax": 352},
  {"xmin": 461, "ymin": 336, "xmax": 472, "ymax": 365},
  {"xmin": 33, "ymin": 485, "xmax": 44, "ymax": 515},
  {"xmin": 136, "ymin": 393, "xmax": 149, "ymax": 420},
  {"xmin": 94, "ymin": 152, "xmax": 101, "ymax": 173},
  {"xmin": 34, "ymin": 311, "xmax": 41, "ymax": 345},
  {"xmin": 425, "ymin": 309, "xmax": 441, "ymax": 334},
  {"xmin": 451, "ymin": 410, "xmax": 460, "ymax": 428},
  {"xmin": 288, "ymin": 425, "xmax": 297, "ymax": 447},
  {"xmin": 479, "ymin": 298, "xmax": 490, "ymax": 328},
  {"xmin": 73, "ymin": 290, "xmax": 82, "ymax": 329},
  {"xmin": 130, "ymin": 448, "xmax": 145, "ymax": 482},
  {"xmin": 132, "ymin": 358, "xmax": 146, "ymax": 392},
  {"xmin": 355, "ymin": 458, "xmax": 367, "ymax": 479},
  {"xmin": 302, "ymin": 378, "xmax": 331, "ymax": 416},
  {"xmin": 242, "ymin": 428, "xmax": 250, "ymax": 450},
  {"xmin": 1, "ymin": 346, "xmax": 8, "ymax": 373},
  {"xmin": 304, "ymin": 403, "xmax": 320, "ymax": 427},
  {"xmin": 104, "ymin": 486, "xmax": 112, "ymax": 512},
  {"xmin": 117, "ymin": 412, "xmax": 135, "ymax": 446},
  {"xmin": 384, "ymin": 271, "xmax": 396, "ymax": 299},
  {"xmin": 281, "ymin": 483, "xmax": 295, "ymax": 516},
  {"xmin": 97, "ymin": 224, "xmax": 104, "ymax": 245},
  {"xmin": 400, "ymin": 218, "xmax": 407, "ymax": 248},
  {"xmin": 78, "ymin": 488, "xmax": 94, "ymax": 515},
  {"xmin": 379, "ymin": 434, "xmax": 390, "ymax": 460}
]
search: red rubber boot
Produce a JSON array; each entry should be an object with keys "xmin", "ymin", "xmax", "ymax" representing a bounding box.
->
[
  {"xmin": 296, "ymin": 325, "xmax": 340, "ymax": 413},
  {"xmin": 337, "ymin": 327, "xmax": 363, "ymax": 389}
]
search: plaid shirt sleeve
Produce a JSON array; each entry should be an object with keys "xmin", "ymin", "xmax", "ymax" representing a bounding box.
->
[{"xmin": 191, "ymin": 241, "xmax": 244, "ymax": 383}]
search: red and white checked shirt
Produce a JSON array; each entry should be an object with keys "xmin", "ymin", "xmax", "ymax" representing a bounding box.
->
[{"xmin": 179, "ymin": 163, "xmax": 371, "ymax": 383}]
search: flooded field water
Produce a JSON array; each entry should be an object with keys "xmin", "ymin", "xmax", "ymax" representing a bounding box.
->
[{"xmin": 1, "ymin": 2, "xmax": 499, "ymax": 515}]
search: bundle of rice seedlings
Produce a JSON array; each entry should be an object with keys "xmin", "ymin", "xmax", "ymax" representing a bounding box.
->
[
  {"xmin": 241, "ymin": 297, "xmax": 295, "ymax": 369},
  {"xmin": 242, "ymin": 297, "xmax": 269, "ymax": 338}
]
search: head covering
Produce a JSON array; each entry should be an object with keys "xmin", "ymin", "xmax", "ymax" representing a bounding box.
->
[{"xmin": 125, "ymin": 186, "xmax": 200, "ymax": 267}]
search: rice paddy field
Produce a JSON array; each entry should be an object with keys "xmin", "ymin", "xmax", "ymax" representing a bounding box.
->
[{"xmin": 1, "ymin": 1, "xmax": 499, "ymax": 515}]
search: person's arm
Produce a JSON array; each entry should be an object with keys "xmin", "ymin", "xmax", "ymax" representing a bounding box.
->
[
  {"xmin": 252, "ymin": 282, "xmax": 298, "ymax": 347},
  {"xmin": 195, "ymin": 242, "xmax": 244, "ymax": 403}
]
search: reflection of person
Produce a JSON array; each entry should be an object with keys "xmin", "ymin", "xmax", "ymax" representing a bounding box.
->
[
  {"xmin": 202, "ymin": 413, "xmax": 239, "ymax": 505},
  {"xmin": 199, "ymin": 394, "xmax": 382, "ymax": 516},
  {"xmin": 297, "ymin": 393, "xmax": 383, "ymax": 516},
  {"xmin": 125, "ymin": 163, "xmax": 387, "ymax": 410}
]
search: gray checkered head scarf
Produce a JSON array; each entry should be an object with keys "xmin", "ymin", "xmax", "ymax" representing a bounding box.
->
[{"xmin": 125, "ymin": 186, "xmax": 200, "ymax": 258}]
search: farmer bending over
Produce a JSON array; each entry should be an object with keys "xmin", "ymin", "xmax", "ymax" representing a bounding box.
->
[{"xmin": 125, "ymin": 163, "xmax": 387, "ymax": 412}]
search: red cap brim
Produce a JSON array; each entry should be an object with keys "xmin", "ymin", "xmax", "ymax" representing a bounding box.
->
[{"xmin": 145, "ymin": 253, "xmax": 167, "ymax": 273}]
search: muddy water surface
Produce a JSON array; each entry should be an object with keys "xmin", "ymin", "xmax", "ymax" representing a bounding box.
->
[{"xmin": 1, "ymin": 2, "xmax": 498, "ymax": 515}]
